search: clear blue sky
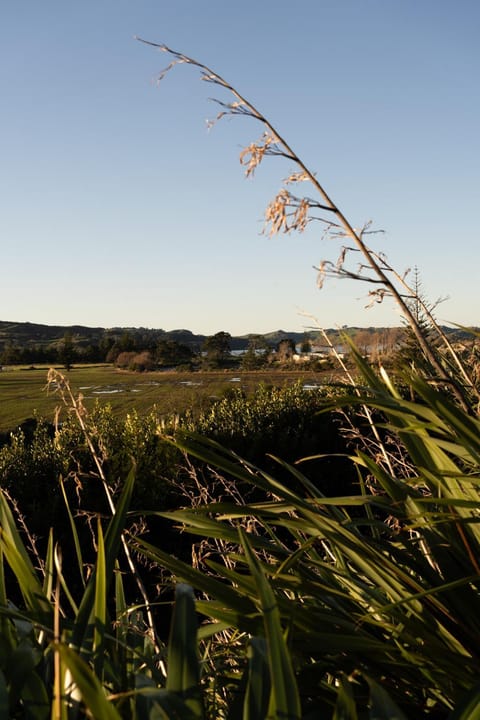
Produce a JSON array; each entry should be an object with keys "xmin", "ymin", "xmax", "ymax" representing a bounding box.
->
[{"xmin": 2, "ymin": 1, "xmax": 479, "ymax": 335}]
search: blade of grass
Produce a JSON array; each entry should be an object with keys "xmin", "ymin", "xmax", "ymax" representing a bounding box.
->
[
  {"xmin": 92, "ymin": 518, "xmax": 107, "ymax": 680},
  {"xmin": 364, "ymin": 676, "xmax": 408, "ymax": 720},
  {"xmin": 239, "ymin": 527, "xmax": 301, "ymax": 720},
  {"xmin": 54, "ymin": 643, "xmax": 122, "ymax": 720},
  {"xmin": 333, "ymin": 674, "xmax": 359, "ymax": 720},
  {"xmin": 71, "ymin": 464, "xmax": 135, "ymax": 651},
  {"xmin": 166, "ymin": 583, "xmax": 204, "ymax": 718},
  {"xmin": 0, "ymin": 492, "xmax": 51, "ymax": 621},
  {"xmin": 59, "ymin": 477, "xmax": 85, "ymax": 588},
  {"xmin": 243, "ymin": 636, "xmax": 270, "ymax": 720}
]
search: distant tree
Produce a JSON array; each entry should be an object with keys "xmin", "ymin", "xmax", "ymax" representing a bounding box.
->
[
  {"xmin": 369, "ymin": 328, "xmax": 404, "ymax": 363},
  {"xmin": 300, "ymin": 335, "xmax": 312, "ymax": 354},
  {"xmin": 79, "ymin": 343, "xmax": 102, "ymax": 363},
  {"xmin": 60, "ymin": 332, "xmax": 76, "ymax": 371},
  {"xmin": 119, "ymin": 332, "xmax": 136, "ymax": 352},
  {"xmin": 202, "ymin": 331, "xmax": 231, "ymax": 368},
  {"xmin": 99, "ymin": 335, "xmax": 116, "ymax": 362},
  {"xmin": 130, "ymin": 351, "xmax": 156, "ymax": 372},
  {"xmin": 397, "ymin": 267, "xmax": 436, "ymax": 369},
  {"xmin": 106, "ymin": 344, "xmax": 122, "ymax": 364},
  {"xmin": 240, "ymin": 335, "xmax": 270, "ymax": 370},
  {"xmin": 115, "ymin": 351, "xmax": 137, "ymax": 369},
  {"xmin": 275, "ymin": 338, "xmax": 296, "ymax": 364},
  {"xmin": 156, "ymin": 340, "xmax": 194, "ymax": 368},
  {"xmin": 0, "ymin": 342, "xmax": 22, "ymax": 365},
  {"xmin": 354, "ymin": 329, "xmax": 373, "ymax": 358}
]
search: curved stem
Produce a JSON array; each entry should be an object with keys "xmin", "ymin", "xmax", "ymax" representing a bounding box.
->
[{"xmin": 138, "ymin": 39, "xmax": 470, "ymax": 408}]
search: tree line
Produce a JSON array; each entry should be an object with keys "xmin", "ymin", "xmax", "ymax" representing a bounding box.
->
[
  {"xmin": 2, "ymin": 324, "xmax": 475, "ymax": 373},
  {"xmin": 0, "ymin": 330, "xmax": 254, "ymax": 370}
]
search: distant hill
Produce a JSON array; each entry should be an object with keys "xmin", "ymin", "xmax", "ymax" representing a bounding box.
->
[
  {"xmin": 0, "ymin": 321, "xmax": 106, "ymax": 346},
  {"xmin": 0, "ymin": 320, "xmax": 476, "ymax": 360},
  {"xmin": 0, "ymin": 322, "xmax": 239, "ymax": 353},
  {"xmin": 0, "ymin": 322, "xmax": 369, "ymax": 352},
  {"xmin": 0, "ymin": 321, "xmax": 320, "ymax": 351}
]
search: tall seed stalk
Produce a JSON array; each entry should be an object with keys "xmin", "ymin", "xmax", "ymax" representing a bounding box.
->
[
  {"xmin": 137, "ymin": 38, "xmax": 478, "ymax": 409},
  {"xmin": 47, "ymin": 368, "xmax": 163, "ymax": 663}
]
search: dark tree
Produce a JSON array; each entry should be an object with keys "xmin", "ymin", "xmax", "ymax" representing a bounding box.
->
[
  {"xmin": 0, "ymin": 342, "xmax": 22, "ymax": 365},
  {"xmin": 276, "ymin": 338, "xmax": 296, "ymax": 363},
  {"xmin": 156, "ymin": 340, "xmax": 194, "ymax": 368},
  {"xmin": 241, "ymin": 334, "xmax": 270, "ymax": 370},
  {"xmin": 397, "ymin": 267, "xmax": 436, "ymax": 369},
  {"xmin": 300, "ymin": 335, "xmax": 312, "ymax": 354},
  {"xmin": 60, "ymin": 332, "xmax": 76, "ymax": 371},
  {"xmin": 202, "ymin": 331, "xmax": 231, "ymax": 368}
]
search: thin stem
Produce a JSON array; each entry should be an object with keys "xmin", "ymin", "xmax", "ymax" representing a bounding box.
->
[
  {"xmin": 47, "ymin": 370, "xmax": 163, "ymax": 663},
  {"xmin": 307, "ymin": 315, "xmax": 395, "ymax": 476},
  {"xmin": 138, "ymin": 39, "xmax": 469, "ymax": 407}
]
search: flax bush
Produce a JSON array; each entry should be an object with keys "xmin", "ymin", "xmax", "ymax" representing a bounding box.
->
[
  {"xmin": 130, "ymin": 40, "xmax": 480, "ymax": 717},
  {"xmin": 141, "ymin": 350, "xmax": 480, "ymax": 718}
]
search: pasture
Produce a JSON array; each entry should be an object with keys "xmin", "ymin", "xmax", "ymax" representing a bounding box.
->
[{"xmin": 0, "ymin": 364, "xmax": 327, "ymax": 433}]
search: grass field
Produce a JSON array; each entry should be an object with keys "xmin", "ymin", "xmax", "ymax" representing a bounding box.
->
[{"xmin": 0, "ymin": 364, "xmax": 329, "ymax": 433}]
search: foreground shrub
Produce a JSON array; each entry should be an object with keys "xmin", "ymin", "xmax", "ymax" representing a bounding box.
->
[
  {"xmin": 4, "ymin": 360, "xmax": 480, "ymax": 717},
  {"xmin": 0, "ymin": 418, "xmax": 65, "ymax": 533},
  {"xmin": 0, "ymin": 380, "xmax": 351, "ymax": 530},
  {"xmin": 192, "ymin": 383, "xmax": 344, "ymax": 457},
  {"xmin": 0, "ymin": 467, "xmax": 213, "ymax": 718},
  {"xmin": 186, "ymin": 381, "xmax": 356, "ymax": 498},
  {"xmin": 142, "ymin": 353, "xmax": 480, "ymax": 718}
]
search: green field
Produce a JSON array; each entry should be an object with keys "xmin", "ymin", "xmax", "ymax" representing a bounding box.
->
[{"xmin": 0, "ymin": 364, "xmax": 327, "ymax": 433}]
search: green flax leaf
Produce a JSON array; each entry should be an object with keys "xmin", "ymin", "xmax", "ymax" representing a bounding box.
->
[{"xmin": 239, "ymin": 527, "xmax": 301, "ymax": 720}]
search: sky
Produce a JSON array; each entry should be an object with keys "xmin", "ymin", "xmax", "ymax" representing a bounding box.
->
[{"xmin": 2, "ymin": 1, "xmax": 479, "ymax": 336}]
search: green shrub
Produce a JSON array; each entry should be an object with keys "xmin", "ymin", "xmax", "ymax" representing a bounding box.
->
[
  {"xmin": 0, "ymin": 407, "xmax": 184, "ymax": 568},
  {"xmin": 192, "ymin": 382, "xmax": 334, "ymax": 456},
  {"xmin": 182, "ymin": 382, "xmax": 356, "ymax": 498},
  {"xmin": 0, "ymin": 418, "xmax": 66, "ymax": 533},
  {"xmin": 146, "ymin": 354, "xmax": 480, "ymax": 718}
]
